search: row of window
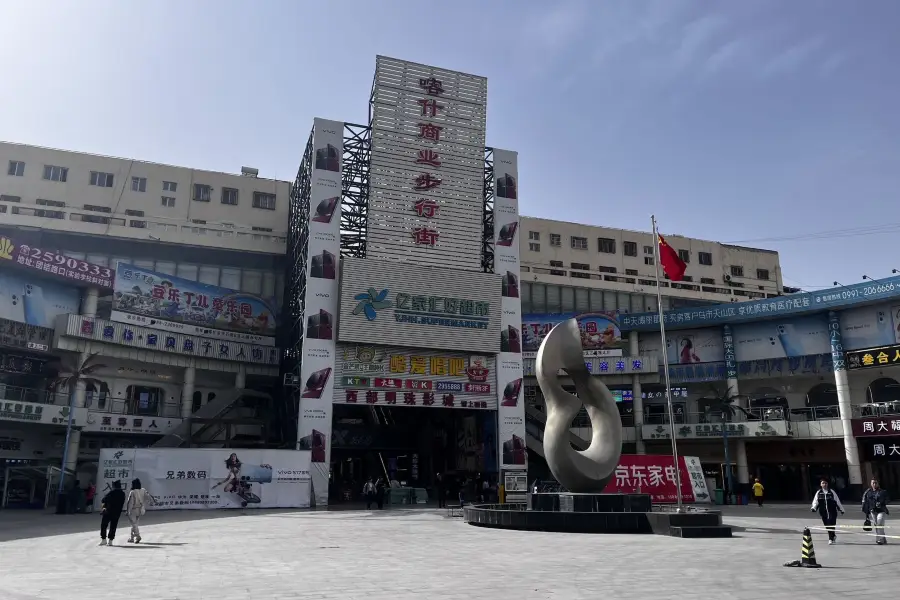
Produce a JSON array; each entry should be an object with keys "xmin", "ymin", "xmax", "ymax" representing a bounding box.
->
[
  {"xmin": 6, "ymin": 160, "xmax": 277, "ymax": 210},
  {"xmin": 520, "ymin": 281, "xmax": 725, "ymax": 315},
  {"xmin": 542, "ymin": 259, "xmax": 770, "ymax": 283}
]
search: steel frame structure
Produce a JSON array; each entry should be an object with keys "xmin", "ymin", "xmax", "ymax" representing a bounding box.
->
[
  {"xmin": 482, "ymin": 147, "xmax": 495, "ymax": 274},
  {"xmin": 340, "ymin": 123, "xmax": 371, "ymax": 258}
]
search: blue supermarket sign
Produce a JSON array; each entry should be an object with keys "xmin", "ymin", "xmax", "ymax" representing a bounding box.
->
[{"xmin": 621, "ymin": 279, "xmax": 900, "ymax": 331}]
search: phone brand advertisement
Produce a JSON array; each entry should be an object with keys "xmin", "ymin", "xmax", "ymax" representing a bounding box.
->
[{"xmin": 0, "ymin": 270, "xmax": 80, "ymax": 328}]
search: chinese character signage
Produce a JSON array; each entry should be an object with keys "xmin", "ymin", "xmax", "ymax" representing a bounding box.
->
[
  {"xmin": 722, "ymin": 324, "xmax": 737, "ymax": 379},
  {"xmin": 604, "ymin": 454, "xmax": 710, "ymax": 504},
  {"xmin": 95, "ymin": 448, "xmax": 312, "ymax": 511},
  {"xmin": 0, "ymin": 318, "xmax": 52, "ymax": 353},
  {"xmin": 339, "ymin": 256, "xmax": 501, "ymax": 354},
  {"xmin": 0, "ymin": 352, "xmax": 46, "ymax": 375},
  {"xmin": 852, "ymin": 417, "xmax": 900, "ymax": 437},
  {"xmin": 65, "ymin": 315, "xmax": 279, "ymax": 365},
  {"xmin": 333, "ymin": 344, "xmax": 497, "ymax": 410},
  {"xmin": 0, "ymin": 233, "xmax": 113, "ymax": 289},
  {"xmin": 111, "ymin": 263, "xmax": 277, "ymax": 346},
  {"xmin": 846, "ymin": 343, "xmax": 900, "ymax": 371},
  {"xmin": 641, "ymin": 420, "xmax": 791, "ymax": 440},
  {"xmin": 860, "ymin": 437, "xmax": 900, "ymax": 461},
  {"xmin": 523, "ymin": 312, "xmax": 623, "ymax": 357},
  {"xmin": 83, "ymin": 412, "xmax": 182, "ymax": 435},
  {"xmin": 0, "ymin": 269, "xmax": 81, "ymax": 328},
  {"xmin": 295, "ymin": 118, "xmax": 345, "ymax": 508},
  {"xmin": 0, "ymin": 400, "xmax": 86, "ymax": 427},
  {"xmin": 366, "ymin": 56, "xmax": 488, "ymax": 270},
  {"xmin": 638, "ymin": 327, "xmax": 724, "ymax": 364}
]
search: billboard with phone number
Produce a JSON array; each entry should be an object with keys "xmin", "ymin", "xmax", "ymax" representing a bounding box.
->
[
  {"xmin": 95, "ymin": 448, "xmax": 311, "ymax": 510},
  {"xmin": 0, "ymin": 269, "xmax": 80, "ymax": 328}
]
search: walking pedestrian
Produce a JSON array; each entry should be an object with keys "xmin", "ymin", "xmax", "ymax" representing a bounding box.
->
[
  {"xmin": 126, "ymin": 478, "xmax": 149, "ymax": 544},
  {"xmin": 436, "ymin": 473, "xmax": 446, "ymax": 508},
  {"xmin": 752, "ymin": 479, "xmax": 765, "ymax": 507},
  {"xmin": 375, "ymin": 478, "xmax": 385, "ymax": 510},
  {"xmin": 362, "ymin": 478, "xmax": 376, "ymax": 510},
  {"xmin": 811, "ymin": 478, "xmax": 845, "ymax": 545},
  {"xmin": 85, "ymin": 481, "xmax": 96, "ymax": 514},
  {"xmin": 99, "ymin": 480, "xmax": 126, "ymax": 546},
  {"xmin": 862, "ymin": 478, "xmax": 890, "ymax": 545}
]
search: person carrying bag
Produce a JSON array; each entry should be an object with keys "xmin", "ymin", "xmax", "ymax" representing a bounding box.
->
[
  {"xmin": 811, "ymin": 478, "xmax": 845, "ymax": 545},
  {"xmin": 862, "ymin": 478, "xmax": 890, "ymax": 545}
]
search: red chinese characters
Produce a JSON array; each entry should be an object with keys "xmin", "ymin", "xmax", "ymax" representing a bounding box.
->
[
  {"xmin": 365, "ymin": 390, "xmax": 379, "ymax": 404},
  {"xmin": 412, "ymin": 228, "xmax": 439, "ymax": 246},
  {"xmin": 410, "ymin": 76, "xmax": 446, "ymax": 245},
  {"xmin": 419, "ymin": 77, "xmax": 445, "ymax": 96},
  {"xmin": 345, "ymin": 390, "xmax": 359, "ymax": 403},
  {"xmin": 414, "ymin": 199, "xmax": 439, "ymax": 219},
  {"xmin": 464, "ymin": 383, "xmax": 491, "ymax": 394},
  {"xmin": 374, "ymin": 378, "xmax": 403, "ymax": 389},
  {"xmin": 422, "ymin": 392, "xmax": 435, "ymax": 406},
  {"xmin": 442, "ymin": 394, "xmax": 455, "ymax": 407},
  {"xmin": 417, "ymin": 98, "xmax": 443, "ymax": 117},
  {"xmin": 416, "ymin": 149, "xmax": 441, "ymax": 168},
  {"xmin": 413, "ymin": 174, "xmax": 442, "ymax": 191}
]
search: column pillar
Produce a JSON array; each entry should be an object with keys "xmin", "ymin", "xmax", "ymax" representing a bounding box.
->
[
  {"xmin": 181, "ymin": 365, "xmax": 196, "ymax": 419},
  {"xmin": 235, "ymin": 365, "xmax": 247, "ymax": 390},
  {"xmin": 629, "ymin": 331, "xmax": 645, "ymax": 454},
  {"xmin": 82, "ymin": 287, "xmax": 99, "ymax": 317},
  {"xmin": 723, "ymin": 325, "xmax": 748, "ymax": 496},
  {"xmin": 829, "ymin": 311, "xmax": 864, "ymax": 497},
  {"xmin": 65, "ymin": 350, "xmax": 90, "ymax": 473}
]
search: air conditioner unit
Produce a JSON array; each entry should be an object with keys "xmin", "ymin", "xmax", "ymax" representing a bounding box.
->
[{"xmin": 723, "ymin": 274, "xmax": 732, "ymax": 282}]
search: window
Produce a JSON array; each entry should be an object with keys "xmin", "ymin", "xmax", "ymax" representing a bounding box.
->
[
  {"xmin": 191, "ymin": 218, "xmax": 207, "ymax": 224},
  {"xmin": 221, "ymin": 188, "xmax": 239, "ymax": 205},
  {"xmin": 598, "ymin": 266, "xmax": 617, "ymax": 274},
  {"xmin": 35, "ymin": 198, "xmax": 65, "ymax": 219},
  {"xmin": 682, "ymin": 275, "xmax": 693, "ymax": 282},
  {"xmin": 549, "ymin": 260, "xmax": 563, "ymax": 267},
  {"xmin": 699, "ymin": 252, "xmax": 712, "ymax": 266},
  {"xmin": 756, "ymin": 269, "xmax": 770, "ymax": 280},
  {"xmin": 37, "ymin": 198, "xmax": 65, "ymax": 208},
  {"xmin": 161, "ymin": 196, "xmax": 176, "ymax": 208},
  {"xmin": 529, "ymin": 231, "xmax": 540, "ymax": 241},
  {"xmin": 43, "ymin": 165, "xmax": 68, "ymax": 182},
  {"xmin": 7, "ymin": 160, "xmax": 24, "ymax": 176},
  {"xmin": 730, "ymin": 265, "xmax": 745, "ymax": 278},
  {"xmin": 643, "ymin": 245, "xmax": 653, "ymax": 255},
  {"xmin": 529, "ymin": 242, "xmax": 540, "ymax": 252},
  {"xmin": 572, "ymin": 271, "xmax": 591, "ymax": 279},
  {"xmin": 571, "ymin": 236, "xmax": 588, "ymax": 250},
  {"xmin": 162, "ymin": 181, "xmax": 177, "ymax": 192},
  {"xmin": 193, "ymin": 183, "xmax": 211, "ymax": 202},
  {"xmin": 131, "ymin": 177, "xmax": 147, "ymax": 192},
  {"xmin": 549, "ymin": 233, "xmax": 561, "ymax": 247},
  {"xmin": 678, "ymin": 249, "xmax": 690, "ymax": 263},
  {"xmin": 252, "ymin": 192, "xmax": 277, "ymax": 210},
  {"xmin": 83, "ymin": 204, "xmax": 111, "ymax": 213},
  {"xmin": 252, "ymin": 226, "xmax": 273, "ymax": 232},
  {"xmin": 623, "ymin": 241, "xmax": 637, "ymax": 257},
  {"xmin": 625, "ymin": 268, "xmax": 638, "ymax": 276},
  {"xmin": 644, "ymin": 256, "xmax": 655, "ymax": 266},
  {"xmin": 597, "ymin": 237, "xmax": 616, "ymax": 254},
  {"xmin": 571, "ymin": 262, "xmax": 590, "ymax": 270},
  {"xmin": 125, "ymin": 209, "xmax": 145, "ymax": 217},
  {"xmin": 1, "ymin": 194, "xmax": 21, "ymax": 203},
  {"xmin": 700, "ymin": 277, "xmax": 715, "ymax": 284},
  {"xmin": 89, "ymin": 171, "xmax": 114, "ymax": 187}
]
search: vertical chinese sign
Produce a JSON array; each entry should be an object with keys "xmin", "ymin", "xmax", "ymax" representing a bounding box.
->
[
  {"xmin": 367, "ymin": 56, "xmax": 488, "ymax": 270},
  {"xmin": 296, "ymin": 118, "xmax": 344, "ymax": 506},
  {"xmin": 492, "ymin": 149, "xmax": 526, "ymax": 476}
]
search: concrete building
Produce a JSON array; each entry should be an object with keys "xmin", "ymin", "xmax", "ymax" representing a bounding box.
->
[{"xmin": 0, "ymin": 142, "xmax": 290, "ymax": 508}]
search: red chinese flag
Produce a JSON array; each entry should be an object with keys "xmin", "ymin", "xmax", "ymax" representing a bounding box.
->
[{"xmin": 658, "ymin": 234, "xmax": 687, "ymax": 281}]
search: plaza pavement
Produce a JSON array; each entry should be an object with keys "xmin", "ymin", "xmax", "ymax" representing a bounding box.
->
[{"xmin": 0, "ymin": 504, "xmax": 897, "ymax": 600}]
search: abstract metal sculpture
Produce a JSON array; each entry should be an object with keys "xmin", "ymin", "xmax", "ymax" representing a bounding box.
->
[{"xmin": 536, "ymin": 318, "xmax": 623, "ymax": 492}]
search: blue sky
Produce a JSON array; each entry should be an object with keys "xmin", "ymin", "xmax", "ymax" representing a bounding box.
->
[{"xmin": 2, "ymin": 0, "xmax": 898, "ymax": 291}]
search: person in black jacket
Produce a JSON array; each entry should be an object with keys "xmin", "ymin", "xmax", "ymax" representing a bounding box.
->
[
  {"xmin": 100, "ymin": 480, "xmax": 126, "ymax": 546},
  {"xmin": 862, "ymin": 479, "xmax": 890, "ymax": 545},
  {"xmin": 811, "ymin": 478, "xmax": 845, "ymax": 545}
]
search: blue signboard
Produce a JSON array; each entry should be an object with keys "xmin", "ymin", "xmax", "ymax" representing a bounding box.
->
[{"xmin": 620, "ymin": 277, "xmax": 900, "ymax": 331}]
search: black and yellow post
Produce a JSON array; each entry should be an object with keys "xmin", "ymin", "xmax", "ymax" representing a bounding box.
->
[{"xmin": 784, "ymin": 527, "xmax": 822, "ymax": 568}]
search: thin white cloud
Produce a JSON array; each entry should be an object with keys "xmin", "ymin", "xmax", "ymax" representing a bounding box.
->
[
  {"xmin": 762, "ymin": 35, "xmax": 826, "ymax": 77},
  {"xmin": 520, "ymin": 0, "xmax": 589, "ymax": 51},
  {"xmin": 820, "ymin": 51, "xmax": 849, "ymax": 75},
  {"xmin": 674, "ymin": 14, "xmax": 728, "ymax": 71}
]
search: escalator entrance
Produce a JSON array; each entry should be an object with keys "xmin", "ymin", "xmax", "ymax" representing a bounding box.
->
[{"xmin": 329, "ymin": 404, "xmax": 498, "ymax": 504}]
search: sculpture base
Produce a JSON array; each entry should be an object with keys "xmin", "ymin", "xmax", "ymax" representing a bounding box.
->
[{"xmin": 464, "ymin": 494, "xmax": 731, "ymax": 537}]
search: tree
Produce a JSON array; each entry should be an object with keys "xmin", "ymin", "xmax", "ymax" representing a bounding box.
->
[
  {"xmin": 701, "ymin": 385, "xmax": 750, "ymax": 504},
  {"xmin": 49, "ymin": 353, "xmax": 105, "ymax": 513}
]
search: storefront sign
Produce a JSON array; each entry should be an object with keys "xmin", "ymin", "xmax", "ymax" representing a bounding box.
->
[
  {"xmin": 333, "ymin": 344, "xmax": 496, "ymax": 410},
  {"xmin": 83, "ymin": 412, "xmax": 182, "ymax": 435},
  {"xmin": 66, "ymin": 315, "xmax": 279, "ymax": 365},
  {"xmin": 522, "ymin": 312, "xmax": 623, "ymax": 357},
  {"xmin": 0, "ymin": 400, "xmax": 85, "ymax": 427},
  {"xmin": 641, "ymin": 420, "xmax": 791, "ymax": 441},
  {"xmin": 0, "ymin": 352, "xmax": 46, "ymax": 375},
  {"xmin": 604, "ymin": 455, "xmax": 710, "ymax": 503},
  {"xmin": 0, "ymin": 318, "xmax": 53, "ymax": 353},
  {"xmin": 111, "ymin": 263, "xmax": 277, "ymax": 345},
  {"xmin": 852, "ymin": 417, "xmax": 900, "ymax": 437},
  {"xmin": 846, "ymin": 343, "xmax": 900, "ymax": 370},
  {"xmin": 0, "ymin": 234, "xmax": 114, "ymax": 289},
  {"xmin": 860, "ymin": 436, "xmax": 900, "ymax": 461},
  {"xmin": 521, "ymin": 354, "xmax": 658, "ymax": 377},
  {"xmin": 338, "ymin": 257, "xmax": 501, "ymax": 354}
]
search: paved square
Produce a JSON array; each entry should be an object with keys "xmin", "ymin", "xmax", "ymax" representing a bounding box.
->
[{"xmin": 0, "ymin": 505, "xmax": 897, "ymax": 599}]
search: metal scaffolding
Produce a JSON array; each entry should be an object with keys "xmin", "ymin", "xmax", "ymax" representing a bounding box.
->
[
  {"xmin": 340, "ymin": 123, "xmax": 371, "ymax": 258},
  {"xmin": 482, "ymin": 147, "xmax": 495, "ymax": 274}
]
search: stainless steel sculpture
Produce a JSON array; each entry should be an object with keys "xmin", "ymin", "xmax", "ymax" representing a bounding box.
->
[{"xmin": 536, "ymin": 318, "xmax": 623, "ymax": 492}]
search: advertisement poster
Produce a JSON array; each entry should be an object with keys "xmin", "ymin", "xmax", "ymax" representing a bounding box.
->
[
  {"xmin": 95, "ymin": 448, "xmax": 311, "ymax": 510},
  {"xmin": 295, "ymin": 118, "xmax": 344, "ymax": 506},
  {"xmin": 493, "ymin": 148, "xmax": 527, "ymax": 474},
  {"xmin": 839, "ymin": 304, "xmax": 896, "ymax": 350},
  {"xmin": 522, "ymin": 312, "xmax": 623, "ymax": 356},
  {"xmin": 0, "ymin": 232, "xmax": 113, "ymax": 289},
  {"xmin": 731, "ymin": 314, "xmax": 831, "ymax": 362},
  {"xmin": 639, "ymin": 328, "xmax": 725, "ymax": 365},
  {"xmin": 604, "ymin": 454, "xmax": 709, "ymax": 503},
  {"xmin": 0, "ymin": 270, "xmax": 80, "ymax": 328},
  {"xmin": 111, "ymin": 263, "xmax": 277, "ymax": 345}
]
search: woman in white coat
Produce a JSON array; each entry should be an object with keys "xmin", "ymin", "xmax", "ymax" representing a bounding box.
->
[{"xmin": 126, "ymin": 478, "xmax": 150, "ymax": 544}]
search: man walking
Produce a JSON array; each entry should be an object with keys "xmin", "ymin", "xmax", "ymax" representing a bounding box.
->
[
  {"xmin": 752, "ymin": 478, "xmax": 765, "ymax": 507},
  {"xmin": 99, "ymin": 480, "xmax": 126, "ymax": 546},
  {"xmin": 811, "ymin": 478, "xmax": 845, "ymax": 545},
  {"xmin": 862, "ymin": 479, "xmax": 890, "ymax": 545}
]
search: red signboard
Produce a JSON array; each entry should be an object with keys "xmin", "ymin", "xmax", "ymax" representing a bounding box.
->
[
  {"xmin": 603, "ymin": 454, "xmax": 697, "ymax": 503},
  {"xmin": 0, "ymin": 233, "xmax": 114, "ymax": 289},
  {"xmin": 851, "ymin": 417, "xmax": 900, "ymax": 437}
]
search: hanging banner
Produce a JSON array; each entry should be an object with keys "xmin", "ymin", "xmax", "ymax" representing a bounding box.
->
[
  {"xmin": 295, "ymin": 118, "xmax": 344, "ymax": 506},
  {"xmin": 604, "ymin": 454, "xmax": 710, "ymax": 503},
  {"xmin": 95, "ymin": 448, "xmax": 311, "ymax": 510},
  {"xmin": 493, "ymin": 148, "xmax": 526, "ymax": 473}
]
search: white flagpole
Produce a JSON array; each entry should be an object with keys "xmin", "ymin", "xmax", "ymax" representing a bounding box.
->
[{"xmin": 651, "ymin": 215, "xmax": 685, "ymax": 512}]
